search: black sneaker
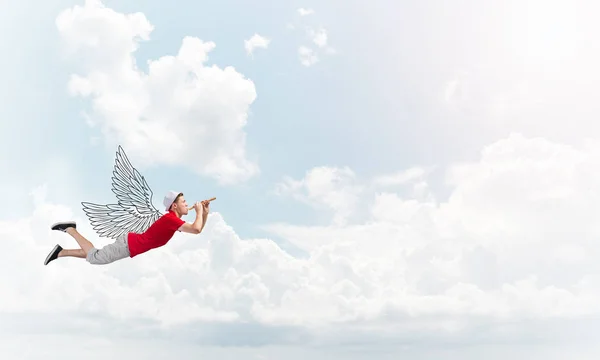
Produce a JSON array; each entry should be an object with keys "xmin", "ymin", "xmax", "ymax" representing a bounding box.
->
[
  {"xmin": 44, "ymin": 244, "xmax": 63, "ymax": 265},
  {"xmin": 51, "ymin": 221, "xmax": 77, "ymax": 232}
]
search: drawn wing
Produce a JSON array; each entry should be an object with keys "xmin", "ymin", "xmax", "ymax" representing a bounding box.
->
[{"xmin": 81, "ymin": 146, "xmax": 163, "ymax": 239}]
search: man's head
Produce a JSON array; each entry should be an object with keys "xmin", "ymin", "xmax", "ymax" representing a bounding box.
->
[{"xmin": 163, "ymin": 190, "xmax": 188, "ymax": 216}]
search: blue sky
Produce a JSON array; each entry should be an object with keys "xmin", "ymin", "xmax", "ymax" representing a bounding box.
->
[
  {"xmin": 1, "ymin": 0, "xmax": 427, "ymax": 237},
  {"xmin": 0, "ymin": 0, "xmax": 499, "ymax": 224},
  {"xmin": 3, "ymin": 0, "xmax": 600, "ymax": 358},
  {"xmin": 0, "ymin": 0, "xmax": 545, "ymax": 228}
]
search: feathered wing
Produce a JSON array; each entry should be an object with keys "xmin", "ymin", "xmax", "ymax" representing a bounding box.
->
[{"xmin": 82, "ymin": 146, "xmax": 163, "ymax": 239}]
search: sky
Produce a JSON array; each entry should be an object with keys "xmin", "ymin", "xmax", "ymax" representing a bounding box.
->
[{"xmin": 2, "ymin": 0, "xmax": 600, "ymax": 358}]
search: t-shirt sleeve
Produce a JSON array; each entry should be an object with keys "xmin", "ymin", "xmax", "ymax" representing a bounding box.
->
[{"xmin": 170, "ymin": 214, "xmax": 186, "ymax": 231}]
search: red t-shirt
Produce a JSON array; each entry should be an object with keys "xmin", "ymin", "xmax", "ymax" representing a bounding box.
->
[{"xmin": 127, "ymin": 210, "xmax": 186, "ymax": 258}]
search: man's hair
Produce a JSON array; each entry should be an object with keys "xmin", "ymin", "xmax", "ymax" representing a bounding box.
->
[{"xmin": 169, "ymin": 192, "xmax": 184, "ymax": 210}]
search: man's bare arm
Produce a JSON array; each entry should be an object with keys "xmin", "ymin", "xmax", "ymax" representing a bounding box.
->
[
  {"xmin": 179, "ymin": 202, "xmax": 205, "ymax": 234},
  {"xmin": 199, "ymin": 206, "xmax": 209, "ymax": 232}
]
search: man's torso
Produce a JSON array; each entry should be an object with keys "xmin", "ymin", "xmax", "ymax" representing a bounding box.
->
[{"xmin": 127, "ymin": 211, "xmax": 185, "ymax": 257}]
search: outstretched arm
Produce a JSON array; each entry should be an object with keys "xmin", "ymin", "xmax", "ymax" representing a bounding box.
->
[{"xmin": 179, "ymin": 202, "xmax": 205, "ymax": 234}]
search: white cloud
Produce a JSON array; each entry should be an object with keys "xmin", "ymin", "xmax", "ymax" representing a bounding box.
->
[
  {"xmin": 308, "ymin": 27, "xmax": 327, "ymax": 48},
  {"xmin": 274, "ymin": 166, "xmax": 363, "ymax": 225},
  {"xmin": 4, "ymin": 133, "xmax": 600, "ymax": 348},
  {"xmin": 297, "ymin": 8, "xmax": 314, "ymax": 16},
  {"xmin": 298, "ymin": 46, "xmax": 318, "ymax": 67},
  {"xmin": 245, "ymin": 34, "xmax": 270, "ymax": 56},
  {"xmin": 371, "ymin": 167, "xmax": 435, "ymax": 202},
  {"xmin": 56, "ymin": 0, "xmax": 259, "ymax": 185},
  {"xmin": 266, "ymin": 133, "xmax": 600, "ymax": 325},
  {"xmin": 372, "ymin": 166, "xmax": 432, "ymax": 187},
  {"xmin": 290, "ymin": 8, "xmax": 335, "ymax": 66},
  {"xmin": 299, "ymin": 27, "xmax": 335, "ymax": 66}
]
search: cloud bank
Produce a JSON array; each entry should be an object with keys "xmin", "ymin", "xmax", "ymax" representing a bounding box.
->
[
  {"xmin": 56, "ymin": 0, "xmax": 259, "ymax": 185},
  {"xmin": 4, "ymin": 133, "xmax": 600, "ymax": 349}
]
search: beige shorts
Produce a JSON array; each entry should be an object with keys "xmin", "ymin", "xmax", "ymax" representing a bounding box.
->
[{"xmin": 86, "ymin": 232, "xmax": 130, "ymax": 265}]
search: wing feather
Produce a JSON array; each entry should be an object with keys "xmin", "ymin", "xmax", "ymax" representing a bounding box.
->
[{"xmin": 81, "ymin": 146, "xmax": 162, "ymax": 239}]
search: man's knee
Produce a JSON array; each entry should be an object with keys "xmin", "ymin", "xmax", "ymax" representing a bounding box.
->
[
  {"xmin": 86, "ymin": 248, "xmax": 104, "ymax": 265},
  {"xmin": 86, "ymin": 248, "xmax": 111, "ymax": 265}
]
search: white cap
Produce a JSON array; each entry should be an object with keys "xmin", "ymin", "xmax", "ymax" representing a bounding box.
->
[{"xmin": 163, "ymin": 190, "xmax": 182, "ymax": 211}]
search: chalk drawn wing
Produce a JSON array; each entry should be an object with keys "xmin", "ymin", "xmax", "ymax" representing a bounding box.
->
[{"xmin": 81, "ymin": 146, "xmax": 162, "ymax": 239}]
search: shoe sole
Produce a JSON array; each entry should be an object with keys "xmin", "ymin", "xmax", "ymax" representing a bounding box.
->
[
  {"xmin": 50, "ymin": 221, "xmax": 76, "ymax": 231},
  {"xmin": 44, "ymin": 244, "xmax": 61, "ymax": 265}
]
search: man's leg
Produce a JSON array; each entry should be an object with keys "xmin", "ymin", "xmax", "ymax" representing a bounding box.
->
[
  {"xmin": 44, "ymin": 221, "xmax": 95, "ymax": 265},
  {"xmin": 85, "ymin": 232, "xmax": 130, "ymax": 265},
  {"xmin": 58, "ymin": 249, "xmax": 87, "ymax": 258},
  {"xmin": 45, "ymin": 221, "xmax": 130, "ymax": 266},
  {"xmin": 51, "ymin": 221, "xmax": 95, "ymax": 253},
  {"xmin": 44, "ymin": 246, "xmax": 87, "ymax": 265},
  {"xmin": 65, "ymin": 228, "xmax": 95, "ymax": 253}
]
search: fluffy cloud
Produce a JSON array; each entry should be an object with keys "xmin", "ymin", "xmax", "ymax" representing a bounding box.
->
[
  {"xmin": 297, "ymin": 28, "xmax": 335, "ymax": 66},
  {"xmin": 274, "ymin": 166, "xmax": 363, "ymax": 225},
  {"xmin": 290, "ymin": 7, "xmax": 335, "ymax": 66},
  {"xmin": 308, "ymin": 27, "xmax": 327, "ymax": 48},
  {"xmin": 267, "ymin": 133, "xmax": 600, "ymax": 325},
  {"xmin": 244, "ymin": 34, "xmax": 270, "ymax": 56},
  {"xmin": 298, "ymin": 46, "xmax": 318, "ymax": 67},
  {"xmin": 297, "ymin": 8, "xmax": 314, "ymax": 17},
  {"xmin": 372, "ymin": 166, "xmax": 432, "ymax": 187},
  {"xmin": 5, "ymin": 133, "xmax": 600, "ymax": 348},
  {"xmin": 55, "ymin": 0, "xmax": 259, "ymax": 185}
]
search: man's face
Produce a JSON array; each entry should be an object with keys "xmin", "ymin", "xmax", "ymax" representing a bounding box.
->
[{"xmin": 173, "ymin": 195, "xmax": 188, "ymax": 215}]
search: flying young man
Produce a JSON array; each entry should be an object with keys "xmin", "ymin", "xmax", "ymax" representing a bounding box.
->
[
  {"xmin": 44, "ymin": 191, "xmax": 211, "ymax": 265},
  {"xmin": 42, "ymin": 146, "xmax": 217, "ymax": 266}
]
